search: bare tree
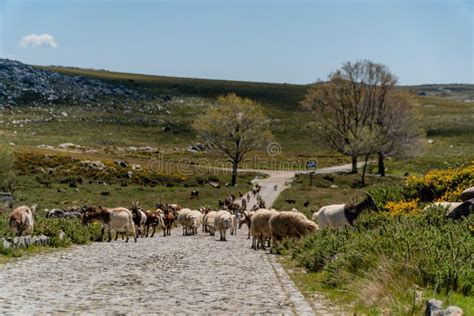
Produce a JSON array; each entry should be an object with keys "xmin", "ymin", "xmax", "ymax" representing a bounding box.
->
[
  {"xmin": 193, "ymin": 93, "xmax": 271, "ymax": 186},
  {"xmin": 302, "ymin": 60, "xmax": 421, "ymax": 179}
]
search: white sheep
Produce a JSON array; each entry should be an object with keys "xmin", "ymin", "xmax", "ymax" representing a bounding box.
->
[
  {"xmin": 230, "ymin": 214, "xmax": 238, "ymax": 235},
  {"xmin": 9, "ymin": 204, "xmax": 37, "ymax": 236},
  {"xmin": 269, "ymin": 211, "xmax": 318, "ymax": 253},
  {"xmin": 422, "ymin": 202, "xmax": 462, "ymax": 213},
  {"xmin": 313, "ymin": 194, "xmax": 378, "ymax": 229},
  {"xmin": 177, "ymin": 208, "xmax": 194, "ymax": 235},
  {"xmin": 249, "ymin": 208, "xmax": 277, "ymax": 250},
  {"xmin": 203, "ymin": 211, "xmax": 218, "ymax": 236},
  {"xmin": 214, "ymin": 210, "xmax": 232, "ymax": 241},
  {"xmin": 189, "ymin": 210, "xmax": 202, "ymax": 235}
]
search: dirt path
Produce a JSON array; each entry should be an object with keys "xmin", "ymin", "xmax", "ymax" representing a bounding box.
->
[
  {"xmin": 0, "ymin": 164, "xmax": 356, "ymax": 315},
  {"xmin": 240, "ymin": 162, "xmax": 359, "ymax": 210}
]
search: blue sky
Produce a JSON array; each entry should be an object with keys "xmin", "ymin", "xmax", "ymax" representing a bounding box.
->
[{"xmin": 0, "ymin": 0, "xmax": 472, "ymax": 84}]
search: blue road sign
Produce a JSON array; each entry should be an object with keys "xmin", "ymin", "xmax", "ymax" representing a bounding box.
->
[{"xmin": 306, "ymin": 160, "xmax": 317, "ymax": 169}]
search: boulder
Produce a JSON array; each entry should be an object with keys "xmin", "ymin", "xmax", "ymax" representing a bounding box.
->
[{"xmin": 460, "ymin": 187, "xmax": 474, "ymax": 201}]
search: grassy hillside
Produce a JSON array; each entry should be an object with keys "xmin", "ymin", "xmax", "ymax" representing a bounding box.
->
[{"xmin": 0, "ymin": 65, "xmax": 470, "ymax": 176}]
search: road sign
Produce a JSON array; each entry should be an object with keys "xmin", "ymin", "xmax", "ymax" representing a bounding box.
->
[{"xmin": 306, "ymin": 160, "xmax": 317, "ymax": 170}]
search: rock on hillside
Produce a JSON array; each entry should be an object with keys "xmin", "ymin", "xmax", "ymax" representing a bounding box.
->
[{"xmin": 0, "ymin": 59, "xmax": 151, "ymax": 106}]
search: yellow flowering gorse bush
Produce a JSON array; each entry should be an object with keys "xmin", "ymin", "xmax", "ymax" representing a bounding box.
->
[
  {"xmin": 385, "ymin": 199, "xmax": 420, "ymax": 216},
  {"xmin": 405, "ymin": 163, "xmax": 474, "ymax": 201}
]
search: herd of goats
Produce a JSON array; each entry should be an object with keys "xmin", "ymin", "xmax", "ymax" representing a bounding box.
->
[{"xmin": 6, "ymin": 182, "xmax": 473, "ymax": 253}]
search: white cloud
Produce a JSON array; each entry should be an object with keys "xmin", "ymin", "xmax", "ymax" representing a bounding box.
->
[{"xmin": 20, "ymin": 33, "xmax": 58, "ymax": 48}]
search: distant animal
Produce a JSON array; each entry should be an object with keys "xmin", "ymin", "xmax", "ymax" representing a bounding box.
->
[
  {"xmin": 312, "ymin": 193, "xmax": 379, "ymax": 229},
  {"xmin": 218, "ymin": 199, "xmax": 225, "ymax": 209},
  {"xmin": 239, "ymin": 192, "xmax": 244, "ymax": 198},
  {"xmin": 239, "ymin": 210, "xmax": 254, "ymax": 239},
  {"xmin": 46, "ymin": 208, "xmax": 82, "ymax": 219},
  {"xmin": 9, "ymin": 204, "xmax": 37, "ymax": 236},
  {"xmin": 177, "ymin": 208, "xmax": 197, "ymax": 236},
  {"xmin": 162, "ymin": 209, "xmax": 175, "ymax": 236},
  {"xmin": 142, "ymin": 209, "xmax": 163, "ymax": 237},
  {"xmin": 241, "ymin": 198, "xmax": 247, "ymax": 211},
  {"xmin": 230, "ymin": 214, "xmax": 238, "ymax": 236},
  {"xmin": 214, "ymin": 210, "xmax": 232, "ymax": 241},
  {"xmin": 284, "ymin": 199, "xmax": 296, "ymax": 204},
  {"xmin": 247, "ymin": 193, "xmax": 251, "ymax": 202},
  {"xmin": 203, "ymin": 211, "xmax": 218, "ymax": 236},
  {"xmin": 130, "ymin": 202, "xmax": 147, "ymax": 238},
  {"xmin": 303, "ymin": 201, "xmax": 310, "ymax": 207},
  {"xmin": 190, "ymin": 190, "xmax": 199, "ymax": 199},
  {"xmin": 274, "ymin": 185, "xmax": 278, "ymax": 191},
  {"xmin": 83, "ymin": 207, "xmax": 137, "ymax": 242}
]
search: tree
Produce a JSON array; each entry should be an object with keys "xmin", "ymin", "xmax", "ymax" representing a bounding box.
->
[
  {"xmin": 193, "ymin": 93, "xmax": 271, "ymax": 186},
  {"xmin": 302, "ymin": 60, "xmax": 421, "ymax": 179},
  {"xmin": 371, "ymin": 90, "xmax": 423, "ymax": 176}
]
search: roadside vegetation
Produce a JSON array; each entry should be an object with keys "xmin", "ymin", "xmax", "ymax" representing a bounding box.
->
[{"xmin": 275, "ymin": 163, "xmax": 474, "ymax": 314}]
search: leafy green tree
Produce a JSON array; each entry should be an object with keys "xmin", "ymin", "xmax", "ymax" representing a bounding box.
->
[{"xmin": 193, "ymin": 93, "xmax": 271, "ymax": 186}]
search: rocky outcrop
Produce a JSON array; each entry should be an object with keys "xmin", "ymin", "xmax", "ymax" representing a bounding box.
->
[
  {"xmin": 0, "ymin": 59, "xmax": 150, "ymax": 106},
  {"xmin": 1, "ymin": 235, "xmax": 50, "ymax": 250}
]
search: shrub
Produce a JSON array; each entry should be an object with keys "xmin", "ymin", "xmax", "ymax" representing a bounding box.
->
[
  {"xmin": 385, "ymin": 199, "xmax": 420, "ymax": 216},
  {"xmin": 405, "ymin": 163, "xmax": 474, "ymax": 201},
  {"xmin": 288, "ymin": 208, "xmax": 473, "ymax": 297}
]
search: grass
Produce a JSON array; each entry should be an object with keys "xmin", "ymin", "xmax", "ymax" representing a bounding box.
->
[{"xmin": 283, "ymin": 209, "xmax": 473, "ymax": 315}]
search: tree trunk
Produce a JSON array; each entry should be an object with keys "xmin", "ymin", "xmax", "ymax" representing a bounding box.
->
[
  {"xmin": 231, "ymin": 161, "xmax": 238, "ymax": 186},
  {"xmin": 351, "ymin": 156, "xmax": 358, "ymax": 173},
  {"xmin": 377, "ymin": 151, "xmax": 385, "ymax": 177},
  {"xmin": 361, "ymin": 154, "xmax": 370, "ymax": 187}
]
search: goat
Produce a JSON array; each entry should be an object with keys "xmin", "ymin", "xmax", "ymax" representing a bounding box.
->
[
  {"xmin": 162, "ymin": 209, "xmax": 175, "ymax": 236},
  {"xmin": 190, "ymin": 190, "xmax": 199, "ymax": 199},
  {"xmin": 130, "ymin": 202, "xmax": 147, "ymax": 238},
  {"xmin": 313, "ymin": 193, "xmax": 379, "ymax": 229},
  {"xmin": 9, "ymin": 204, "xmax": 37, "ymax": 236},
  {"xmin": 83, "ymin": 207, "xmax": 137, "ymax": 242}
]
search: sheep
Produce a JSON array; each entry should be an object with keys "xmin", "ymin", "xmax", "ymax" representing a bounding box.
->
[
  {"xmin": 250, "ymin": 208, "xmax": 277, "ymax": 250},
  {"xmin": 460, "ymin": 186, "xmax": 474, "ymax": 201},
  {"xmin": 313, "ymin": 193, "xmax": 379, "ymax": 229},
  {"xmin": 131, "ymin": 202, "xmax": 147, "ymax": 238},
  {"xmin": 189, "ymin": 210, "xmax": 202, "ymax": 235},
  {"xmin": 9, "ymin": 204, "xmax": 37, "ymax": 236},
  {"xmin": 214, "ymin": 210, "xmax": 232, "ymax": 241},
  {"xmin": 422, "ymin": 202, "xmax": 462, "ymax": 213},
  {"xmin": 46, "ymin": 208, "xmax": 83, "ymax": 219},
  {"xmin": 230, "ymin": 214, "xmax": 238, "ymax": 235},
  {"xmin": 200, "ymin": 207, "xmax": 212, "ymax": 232},
  {"xmin": 203, "ymin": 211, "xmax": 218, "ymax": 236},
  {"xmin": 82, "ymin": 207, "xmax": 137, "ymax": 242},
  {"xmin": 269, "ymin": 211, "xmax": 318, "ymax": 253},
  {"xmin": 177, "ymin": 208, "xmax": 198, "ymax": 236},
  {"xmin": 446, "ymin": 198, "xmax": 473, "ymax": 220}
]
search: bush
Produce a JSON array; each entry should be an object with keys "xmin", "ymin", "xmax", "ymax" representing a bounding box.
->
[
  {"xmin": 385, "ymin": 199, "xmax": 420, "ymax": 216},
  {"xmin": 289, "ymin": 208, "xmax": 473, "ymax": 296},
  {"xmin": 405, "ymin": 163, "xmax": 474, "ymax": 201}
]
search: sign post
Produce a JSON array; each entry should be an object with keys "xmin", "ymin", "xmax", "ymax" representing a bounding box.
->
[{"xmin": 306, "ymin": 160, "xmax": 318, "ymax": 187}]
